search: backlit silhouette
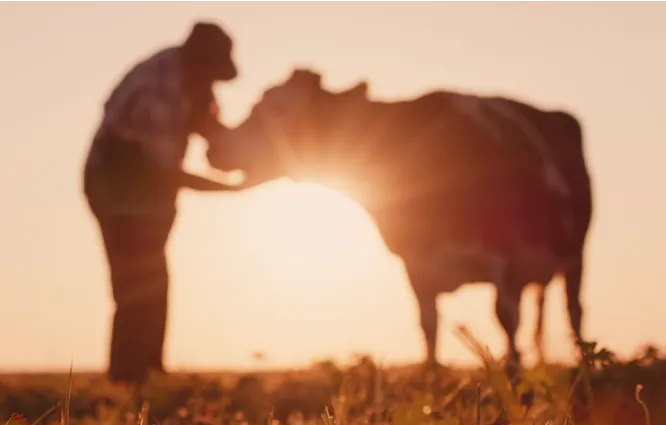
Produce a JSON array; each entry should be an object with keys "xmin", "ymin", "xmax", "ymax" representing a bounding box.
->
[
  {"xmin": 210, "ymin": 69, "xmax": 593, "ymax": 367},
  {"xmin": 82, "ymin": 22, "xmax": 246, "ymax": 384}
]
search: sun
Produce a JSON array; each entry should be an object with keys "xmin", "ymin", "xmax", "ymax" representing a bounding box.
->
[
  {"xmin": 256, "ymin": 180, "xmax": 377, "ymax": 266},
  {"xmin": 181, "ymin": 138, "xmax": 382, "ymax": 271}
]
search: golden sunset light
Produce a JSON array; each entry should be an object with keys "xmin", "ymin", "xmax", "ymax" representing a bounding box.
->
[
  {"xmin": 4, "ymin": 3, "xmax": 666, "ymax": 423},
  {"xmin": 1, "ymin": 2, "xmax": 665, "ymax": 380}
]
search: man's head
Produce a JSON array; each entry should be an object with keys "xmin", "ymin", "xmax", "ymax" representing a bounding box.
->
[
  {"xmin": 181, "ymin": 21, "xmax": 237, "ymax": 82},
  {"xmin": 207, "ymin": 68, "xmax": 369, "ymax": 185}
]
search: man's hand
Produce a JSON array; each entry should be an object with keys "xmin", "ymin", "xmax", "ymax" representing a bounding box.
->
[{"xmin": 178, "ymin": 170, "xmax": 245, "ymax": 192}]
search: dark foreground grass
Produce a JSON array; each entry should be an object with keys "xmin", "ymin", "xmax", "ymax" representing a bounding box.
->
[{"xmin": 1, "ymin": 329, "xmax": 664, "ymax": 425}]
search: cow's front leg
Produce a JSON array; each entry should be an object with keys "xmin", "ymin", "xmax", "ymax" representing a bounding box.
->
[
  {"xmin": 405, "ymin": 262, "xmax": 440, "ymax": 367},
  {"xmin": 417, "ymin": 289, "xmax": 439, "ymax": 366},
  {"xmin": 495, "ymin": 272, "xmax": 524, "ymax": 372}
]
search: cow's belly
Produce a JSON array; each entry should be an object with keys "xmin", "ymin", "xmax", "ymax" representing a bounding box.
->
[
  {"xmin": 401, "ymin": 243, "xmax": 565, "ymax": 294},
  {"xmin": 402, "ymin": 244, "xmax": 506, "ymax": 293},
  {"xmin": 509, "ymin": 248, "xmax": 560, "ymax": 284}
]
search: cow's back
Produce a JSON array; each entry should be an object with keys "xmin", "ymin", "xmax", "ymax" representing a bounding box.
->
[
  {"xmin": 360, "ymin": 92, "xmax": 592, "ymax": 260},
  {"xmin": 485, "ymin": 97, "xmax": 593, "ymax": 252},
  {"xmin": 360, "ymin": 92, "xmax": 504, "ymax": 253}
]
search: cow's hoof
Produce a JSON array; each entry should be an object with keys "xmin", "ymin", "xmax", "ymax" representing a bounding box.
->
[{"xmin": 501, "ymin": 353, "xmax": 522, "ymax": 384}]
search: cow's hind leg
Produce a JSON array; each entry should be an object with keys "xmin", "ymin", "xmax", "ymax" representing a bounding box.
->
[
  {"xmin": 534, "ymin": 282, "xmax": 546, "ymax": 365},
  {"xmin": 564, "ymin": 253, "xmax": 585, "ymax": 360}
]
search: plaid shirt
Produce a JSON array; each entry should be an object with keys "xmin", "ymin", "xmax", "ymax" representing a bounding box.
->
[
  {"xmin": 85, "ymin": 47, "xmax": 223, "ymax": 215},
  {"xmin": 90, "ymin": 47, "xmax": 190, "ymax": 169}
]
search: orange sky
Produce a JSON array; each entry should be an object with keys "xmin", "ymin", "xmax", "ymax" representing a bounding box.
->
[{"xmin": 1, "ymin": 2, "xmax": 665, "ymax": 372}]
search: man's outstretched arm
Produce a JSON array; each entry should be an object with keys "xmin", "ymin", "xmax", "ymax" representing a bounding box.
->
[{"xmin": 178, "ymin": 170, "xmax": 245, "ymax": 192}]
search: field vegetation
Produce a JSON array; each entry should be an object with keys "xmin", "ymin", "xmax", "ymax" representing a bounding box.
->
[{"xmin": 2, "ymin": 328, "xmax": 664, "ymax": 425}]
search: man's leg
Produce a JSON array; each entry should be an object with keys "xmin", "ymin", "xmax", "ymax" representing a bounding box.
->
[{"xmin": 97, "ymin": 211, "xmax": 175, "ymax": 384}]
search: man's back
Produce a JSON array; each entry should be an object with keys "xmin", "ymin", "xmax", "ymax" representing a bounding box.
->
[{"xmin": 86, "ymin": 47, "xmax": 189, "ymax": 173}]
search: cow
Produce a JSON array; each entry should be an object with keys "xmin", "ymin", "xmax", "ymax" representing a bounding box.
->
[{"xmin": 209, "ymin": 69, "xmax": 593, "ymax": 368}]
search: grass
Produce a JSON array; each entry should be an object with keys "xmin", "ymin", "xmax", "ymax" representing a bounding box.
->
[{"xmin": 1, "ymin": 328, "xmax": 664, "ymax": 425}]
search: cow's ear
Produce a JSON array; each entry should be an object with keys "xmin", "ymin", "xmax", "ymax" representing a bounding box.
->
[
  {"xmin": 289, "ymin": 68, "xmax": 322, "ymax": 89},
  {"xmin": 341, "ymin": 81, "xmax": 368, "ymax": 99}
]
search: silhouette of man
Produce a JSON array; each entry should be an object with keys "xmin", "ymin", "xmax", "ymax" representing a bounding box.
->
[{"xmin": 83, "ymin": 22, "xmax": 242, "ymax": 384}]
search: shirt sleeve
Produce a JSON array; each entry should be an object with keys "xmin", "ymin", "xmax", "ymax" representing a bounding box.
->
[
  {"xmin": 139, "ymin": 94, "xmax": 184, "ymax": 169},
  {"xmin": 190, "ymin": 89, "xmax": 227, "ymax": 142}
]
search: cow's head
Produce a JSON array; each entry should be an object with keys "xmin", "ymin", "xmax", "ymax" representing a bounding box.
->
[{"xmin": 207, "ymin": 69, "xmax": 370, "ymax": 188}]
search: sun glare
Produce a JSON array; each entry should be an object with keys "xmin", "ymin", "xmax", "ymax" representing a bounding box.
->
[{"xmin": 257, "ymin": 181, "xmax": 376, "ymax": 265}]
